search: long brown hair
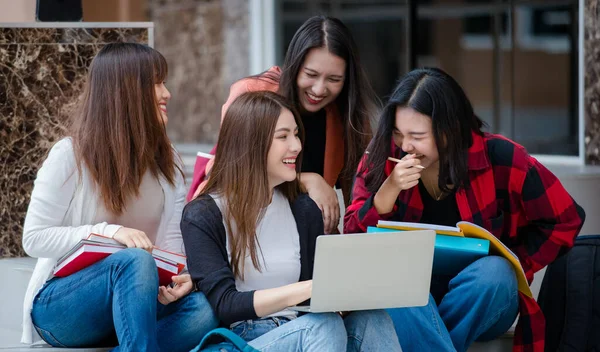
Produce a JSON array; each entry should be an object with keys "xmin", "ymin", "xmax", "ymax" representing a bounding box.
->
[
  {"xmin": 71, "ymin": 43, "xmax": 182, "ymax": 215},
  {"xmin": 201, "ymin": 91, "xmax": 304, "ymax": 280},
  {"xmin": 277, "ymin": 16, "xmax": 379, "ymax": 179},
  {"xmin": 364, "ymin": 68, "xmax": 485, "ymax": 194}
]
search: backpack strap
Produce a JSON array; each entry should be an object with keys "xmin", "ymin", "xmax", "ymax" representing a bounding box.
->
[{"xmin": 195, "ymin": 327, "xmax": 260, "ymax": 352}]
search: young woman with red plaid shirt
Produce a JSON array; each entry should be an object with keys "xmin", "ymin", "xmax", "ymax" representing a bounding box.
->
[{"xmin": 344, "ymin": 67, "xmax": 586, "ymax": 352}]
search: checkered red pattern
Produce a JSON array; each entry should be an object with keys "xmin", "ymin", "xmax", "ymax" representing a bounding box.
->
[{"xmin": 345, "ymin": 132, "xmax": 586, "ymax": 352}]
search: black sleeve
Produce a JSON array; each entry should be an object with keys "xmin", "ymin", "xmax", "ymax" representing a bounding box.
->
[
  {"xmin": 180, "ymin": 196, "xmax": 258, "ymax": 325},
  {"xmin": 292, "ymin": 194, "xmax": 324, "ymax": 282}
]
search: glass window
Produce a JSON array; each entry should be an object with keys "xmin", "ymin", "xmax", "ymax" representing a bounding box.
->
[
  {"xmin": 511, "ymin": 3, "xmax": 577, "ymax": 155},
  {"xmin": 276, "ymin": 0, "xmax": 579, "ymax": 155},
  {"xmin": 277, "ymin": 0, "xmax": 409, "ymax": 98}
]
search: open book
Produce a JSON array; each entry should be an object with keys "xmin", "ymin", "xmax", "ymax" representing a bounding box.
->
[
  {"xmin": 377, "ymin": 220, "xmax": 533, "ymax": 298},
  {"xmin": 54, "ymin": 233, "xmax": 187, "ymax": 286}
]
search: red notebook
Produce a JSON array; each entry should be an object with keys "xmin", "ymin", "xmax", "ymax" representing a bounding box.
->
[
  {"xmin": 53, "ymin": 243, "xmax": 122, "ymax": 277},
  {"xmin": 54, "ymin": 234, "xmax": 186, "ymax": 286},
  {"xmin": 154, "ymin": 256, "xmax": 181, "ymax": 286}
]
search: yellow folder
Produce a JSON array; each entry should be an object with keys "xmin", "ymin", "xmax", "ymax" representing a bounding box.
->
[{"xmin": 377, "ymin": 220, "xmax": 533, "ymax": 298}]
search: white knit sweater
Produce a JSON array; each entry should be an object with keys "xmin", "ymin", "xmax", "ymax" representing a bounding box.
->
[{"xmin": 20, "ymin": 138, "xmax": 186, "ymax": 344}]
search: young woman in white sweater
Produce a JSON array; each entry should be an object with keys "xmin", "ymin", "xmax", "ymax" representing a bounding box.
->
[{"xmin": 21, "ymin": 43, "xmax": 217, "ymax": 351}]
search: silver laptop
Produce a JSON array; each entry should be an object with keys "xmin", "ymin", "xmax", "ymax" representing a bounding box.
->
[{"xmin": 289, "ymin": 230, "xmax": 435, "ymax": 313}]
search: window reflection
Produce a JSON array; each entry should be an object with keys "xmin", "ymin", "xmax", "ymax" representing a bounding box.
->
[{"xmin": 277, "ymin": 0, "xmax": 578, "ymax": 155}]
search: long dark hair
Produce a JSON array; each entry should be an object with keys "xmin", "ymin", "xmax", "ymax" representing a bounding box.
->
[
  {"xmin": 275, "ymin": 15, "xmax": 378, "ymax": 179},
  {"xmin": 71, "ymin": 43, "xmax": 181, "ymax": 215},
  {"xmin": 363, "ymin": 67, "xmax": 484, "ymax": 194},
  {"xmin": 201, "ymin": 91, "xmax": 304, "ymax": 280}
]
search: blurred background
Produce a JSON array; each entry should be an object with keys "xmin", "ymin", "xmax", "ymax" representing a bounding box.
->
[
  {"xmin": 280, "ymin": 0, "xmax": 579, "ymax": 156},
  {"xmin": 1, "ymin": 0, "xmax": 581, "ymax": 155},
  {"xmin": 1, "ymin": 0, "xmax": 599, "ymax": 260},
  {"xmin": 1, "ymin": 4, "xmax": 599, "ymax": 349}
]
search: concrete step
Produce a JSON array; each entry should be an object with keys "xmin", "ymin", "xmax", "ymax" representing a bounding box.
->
[
  {"xmin": 0, "ymin": 258, "xmax": 109, "ymax": 351},
  {"xmin": 469, "ymin": 332, "xmax": 514, "ymax": 351},
  {"xmin": 1, "ymin": 257, "xmax": 521, "ymax": 351},
  {"xmin": 0, "ymin": 258, "xmax": 35, "ymax": 349}
]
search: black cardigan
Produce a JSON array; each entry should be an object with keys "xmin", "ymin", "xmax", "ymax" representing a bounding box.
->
[{"xmin": 180, "ymin": 193, "xmax": 324, "ymax": 325}]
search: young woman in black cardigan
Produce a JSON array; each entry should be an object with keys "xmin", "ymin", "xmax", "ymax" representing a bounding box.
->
[{"xmin": 181, "ymin": 91, "xmax": 401, "ymax": 352}]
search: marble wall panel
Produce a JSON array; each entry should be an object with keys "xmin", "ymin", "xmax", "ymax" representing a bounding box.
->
[
  {"xmin": 148, "ymin": 0, "xmax": 249, "ymax": 144},
  {"xmin": 0, "ymin": 27, "xmax": 148, "ymax": 257},
  {"xmin": 585, "ymin": 0, "xmax": 600, "ymax": 165}
]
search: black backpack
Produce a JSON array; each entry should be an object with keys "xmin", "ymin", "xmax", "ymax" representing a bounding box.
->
[{"xmin": 538, "ymin": 235, "xmax": 600, "ymax": 352}]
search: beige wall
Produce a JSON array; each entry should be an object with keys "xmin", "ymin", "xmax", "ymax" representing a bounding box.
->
[{"xmin": 0, "ymin": 0, "xmax": 35, "ymax": 22}]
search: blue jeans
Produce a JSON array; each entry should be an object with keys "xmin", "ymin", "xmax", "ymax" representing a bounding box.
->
[
  {"xmin": 203, "ymin": 310, "xmax": 402, "ymax": 351},
  {"xmin": 31, "ymin": 248, "xmax": 218, "ymax": 352},
  {"xmin": 388, "ymin": 256, "xmax": 519, "ymax": 352}
]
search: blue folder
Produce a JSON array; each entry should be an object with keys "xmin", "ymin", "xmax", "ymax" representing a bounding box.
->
[{"xmin": 366, "ymin": 226, "xmax": 490, "ymax": 276}]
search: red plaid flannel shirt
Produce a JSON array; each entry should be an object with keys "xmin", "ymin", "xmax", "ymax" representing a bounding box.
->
[{"xmin": 344, "ymin": 132, "xmax": 586, "ymax": 352}]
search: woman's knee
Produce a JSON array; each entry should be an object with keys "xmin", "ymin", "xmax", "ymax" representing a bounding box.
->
[
  {"xmin": 109, "ymin": 247, "xmax": 154, "ymax": 264},
  {"xmin": 305, "ymin": 313, "xmax": 346, "ymax": 340},
  {"xmin": 344, "ymin": 310, "xmax": 403, "ymax": 352},
  {"xmin": 464, "ymin": 256, "xmax": 517, "ymax": 296},
  {"xmin": 306, "ymin": 312, "xmax": 344, "ymax": 326},
  {"xmin": 346, "ymin": 309, "xmax": 394, "ymax": 330},
  {"xmin": 107, "ymin": 248, "xmax": 158, "ymax": 284}
]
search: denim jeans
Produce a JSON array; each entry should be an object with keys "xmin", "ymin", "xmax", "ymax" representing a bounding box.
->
[
  {"xmin": 203, "ymin": 310, "xmax": 402, "ymax": 352},
  {"xmin": 31, "ymin": 248, "xmax": 218, "ymax": 352},
  {"xmin": 388, "ymin": 256, "xmax": 519, "ymax": 352}
]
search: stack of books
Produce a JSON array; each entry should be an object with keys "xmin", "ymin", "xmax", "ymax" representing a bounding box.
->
[
  {"xmin": 53, "ymin": 233, "xmax": 186, "ymax": 286},
  {"xmin": 370, "ymin": 220, "xmax": 532, "ymax": 298}
]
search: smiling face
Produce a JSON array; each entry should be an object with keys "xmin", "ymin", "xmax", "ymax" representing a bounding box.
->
[
  {"xmin": 296, "ymin": 47, "xmax": 346, "ymax": 113},
  {"xmin": 267, "ymin": 108, "xmax": 302, "ymax": 189},
  {"xmin": 154, "ymin": 82, "xmax": 171, "ymax": 125},
  {"xmin": 393, "ymin": 106, "xmax": 439, "ymax": 168}
]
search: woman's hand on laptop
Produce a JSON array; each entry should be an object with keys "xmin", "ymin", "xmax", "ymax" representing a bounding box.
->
[{"xmin": 253, "ymin": 280, "xmax": 313, "ymax": 317}]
